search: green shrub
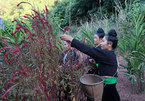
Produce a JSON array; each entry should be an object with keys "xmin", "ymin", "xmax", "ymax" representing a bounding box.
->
[
  {"xmin": 51, "ymin": 0, "xmax": 126, "ymax": 26},
  {"xmin": 118, "ymin": 0, "xmax": 145, "ymax": 94}
]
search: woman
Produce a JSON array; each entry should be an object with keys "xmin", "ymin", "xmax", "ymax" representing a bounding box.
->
[
  {"xmin": 59, "ymin": 40, "xmax": 79, "ymax": 101},
  {"xmin": 59, "ymin": 40, "xmax": 78, "ymax": 65},
  {"xmin": 87, "ymin": 28, "xmax": 105, "ymax": 74},
  {"xmin": 94, "ymin": 28, "xmax": 105, "ymax": 47},
  {"xmin": 60, "ymin": 29, "xmax": 120, "ymax": 101}
]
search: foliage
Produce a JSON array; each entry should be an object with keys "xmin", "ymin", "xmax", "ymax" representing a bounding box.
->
[
  {"xmin": 0, "ymin": 0, "xmax": 55, "ymax": 19},
  {"xmin": 118, "ymin": 0, "xmax": 145, "ymax": 93},
  {"xmin": 73, "ymin": 15, "xmax": 116, "ymax": 48},
  {"xmin": 51, "ymin": 0, "xmax": 126, "ymax": 26},
  {"xmin": 0, "ymin": 19, "xmax": 24, "ymax": 45},
  {"xmin": 124, "ymin": 0, "xmax": 145, "ymax": 19}
]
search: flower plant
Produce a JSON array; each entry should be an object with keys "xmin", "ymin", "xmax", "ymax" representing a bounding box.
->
[{"xmin": 0, "ymin": 2, "xmax": 86, "ymax": 100}]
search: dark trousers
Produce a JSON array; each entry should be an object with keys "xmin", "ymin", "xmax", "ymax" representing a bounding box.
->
[{"xmin": 102, "ymin": 84, "xmax": 120, "ymax": 101}]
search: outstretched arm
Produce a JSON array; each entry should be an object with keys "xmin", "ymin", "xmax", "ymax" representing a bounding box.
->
[
  {"xmin": 60, "ymin": 34, "xmax": 107, "ymax": 61},
  {"xmin": 60, "ymin": 34, "xmax": 95, "ymax": 58},
  {"xmin": 60, "ymin": 34, "xmax": 73, "ymax": 42}
]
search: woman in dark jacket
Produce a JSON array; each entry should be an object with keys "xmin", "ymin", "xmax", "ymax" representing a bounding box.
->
[{"xmin": 60, "ymin": 29, "xmax": 120, "ymax": 101}]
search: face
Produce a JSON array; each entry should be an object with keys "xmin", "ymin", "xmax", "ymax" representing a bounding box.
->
[
  {"xmin": 100, "ymin": 36, "xmax": 110, "ymax": 50},
  {"xmin": 64, "ymin": 41, "xmax": 71, "ymax": 50},
  {"xmin": 94, "ymin": 34, "xmax": 102, "ymax": 45}
]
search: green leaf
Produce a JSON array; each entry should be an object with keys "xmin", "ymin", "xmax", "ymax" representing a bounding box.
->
[{"xmin": 119, "ymin": 71, "xmax": 128, "ymax": 74}]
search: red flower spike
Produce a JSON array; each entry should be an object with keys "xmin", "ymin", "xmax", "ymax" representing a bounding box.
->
[
  {"xmin": 65, "ymin": 27, "xmax": 71, "ymax": 31},
  {"xmin": 3, "ymin": 53, "xmax": 7, "ymax": 62},
  {"xmin": 44, "ymin": 19, "xmax": 49, "ymax": 25},
  {"xmin": 49, "ymin": 40, "xmax": 53, "ymax": 46},
  {"xmin": 21, "ymin": 71, "xmax": 28, "ymax": 75},
  {"xmin": 75, "ymin": 61, "xmax": 79, "ymax": 66},
  {"xmin": 25, "ymin": 67, "xmax": 30, "ymax": 70},
  {"xmin": 26, "ymin": 33, "xmax": 37, "ymax": 39},
  {"xmin": 4, "ymin": 74, "xmax": 16, "ymax": 88},
  {"xmin": 57, "ymin": 50, "xmax": 59, "ymax": 54},
  {"xmin": 32, "ymin": 9, "xmax": 39, "ymax": 14},
  {"xmin": 12, "ymin": 50, "xmax": 18, "ymax": 54},
  {"xmin": 44, "ymin": 22, "xmax": 48, "ymax": 25},
  {"xmin": 16, "ymin": 24, "xmax": 22, "ymax": 26},
  {"xmin": 17, "ymin": 3, "xmax": 21, "ymax": 7},
  {"xmin": 16, "ymin": 26, "xmax": 22, "ymax": 30},
  {"xmin": 41, "ymin": 14, "xmax": 45, "ymax": 18},
  {"xmin": 21, "ymin": 21, "xmax": 25, "ymax": 24},
  {"xmin": 14, "ymin": 30, "xmax": 19, "ymax": 34},
  {"xmin": 3, "ymin": 85, "xmax": 14, "ymax": 98},
  {"xmin": 11, "ymin": 74, "xmax": 16, "ymax": 81},
  {"xmin": 12, "ymin": 19, "xmax": 17, "ymax": 23},
  {"xmin": 40, "ymin": 18, "xmax": 43, "ymax": 22},
  {"xmin": 53, "ymin": 46, "xmax": 57, "ymax": 48},
  {"xmin": 0, "ymin": 48, "xmax": 4, "ymax": 52},
  {"xmin": 25, "ymin": 14, "xmax": 31, "ymax": 16},
  {"xmin": 63, "ymin": 26, "xmax": 71, "ymax": 33},
  {"xmin": 4, "ymin": 81, "xmax": 12, "ymax": 88},
  {"xmin": 18, "ymin": 69, "xmax": 22, "ymax": 73},
  {"xmin": 23, "ymin": 16, "xmax": 30, "ymax": 19},
  {"xmin": 0, "ymin": 36, "xmax": 4, "ymax": 39},
  {"xmin": 17, "ymin": 2, "xmax": 32, "ymax": 7},
  {"xmin": 45, "ymin": 5, "xmax": 48, "ymax": 13},
  {"xmin": 22, "ymin": 42, "xmax": 27, "ymax": 48},
  {"xmin": 58, "ymin": 40, "xmax": 61, "ymax": 44},
  {"xmin": 32, "ymin": 15, "xmax": 38, "ymax": 19}
]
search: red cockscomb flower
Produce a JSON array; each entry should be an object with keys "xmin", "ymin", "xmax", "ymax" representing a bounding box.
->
[
  {"xmin": 63, "ymin": 27, "xmax": 71, "ymax": 33},
  {"xmin": 27, "ymin": 33, "xmax": 37, "ymax": 39},
  {"xmin": 16, "ymin": 26, "xmax": 22, "ymax": 30},
  {"xmin": 12, "ymin": 19, "xmax": 17, "ymax": 23},
  {"xmin": 12, "ymin": 50, "xmax": 18, "ymax": 54},
  {"xmin": 23, "ymin": 16, "xmax": 30, "ymax": 19},
  {"xmin": 32, "ymin": 15, "xmax": 38, "ymax": 19},
  {"xmin": 58, "ymin": 40, "xmax": 61, "ymax": 44},
  {"xmin": 13, "ymin": 30, "xmax": 19, "ymax": 34}
]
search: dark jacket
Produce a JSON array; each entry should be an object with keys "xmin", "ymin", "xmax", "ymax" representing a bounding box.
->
[
  {"xmin": 87, "ymin": 46, "xmax": 101, "ymax": 74},
  {"xmin": 71, "ymin": 39, "xmax": 118, "ymax": 77}
]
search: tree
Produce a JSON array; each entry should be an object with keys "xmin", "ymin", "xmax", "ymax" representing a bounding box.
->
[{"xmin": 0, "ymin": 0, "xmax": 55, "ymax": 19}]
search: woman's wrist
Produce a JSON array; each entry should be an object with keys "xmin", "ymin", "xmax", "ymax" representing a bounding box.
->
[{"xmin": 69, "ymin": 37, "xmax": 73, "ymax": 42}]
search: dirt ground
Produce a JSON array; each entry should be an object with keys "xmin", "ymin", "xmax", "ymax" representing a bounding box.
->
[{"xmin": 116, "ymin": 67, "xmax": 145, "ymax": 101}]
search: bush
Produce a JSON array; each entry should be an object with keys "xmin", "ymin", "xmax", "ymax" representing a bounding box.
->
[
  {"xmin": 118, "ymin": 0, "xmax": 145, "ymax": 94},
  {"xmin": 51, "ymin": 0, "xmax": 126, "ymax": 26},
  {"xmin": 0, "ymin": 2, "xmax": 86, "ymax": 100}
]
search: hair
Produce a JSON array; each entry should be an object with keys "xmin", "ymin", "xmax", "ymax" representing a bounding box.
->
[
  {"xmin": 106, "ymin": 29, "xmax": 118, "ymax": 49},
  {"xmin": 95, "ymin": 28, "xmax": 105, "ymax": 39}
]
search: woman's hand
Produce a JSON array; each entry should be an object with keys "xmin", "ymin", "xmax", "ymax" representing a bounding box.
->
[{"xmin": 60, "ymin": 34, "xmax": 73, "ymax": 42}]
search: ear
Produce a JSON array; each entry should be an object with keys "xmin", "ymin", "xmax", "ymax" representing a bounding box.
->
[
  {"xmin": 100, "ymin": 38, "xmax": 103, "ymax": 41},
  {"xmin": 107, "ymin": 41, "xmax": 113, "ymax": 47}
]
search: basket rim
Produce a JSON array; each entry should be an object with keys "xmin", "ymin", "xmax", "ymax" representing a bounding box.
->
[{"xmin": 80, "ymin": 74, "xmax": 104, "ymax": 86}]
